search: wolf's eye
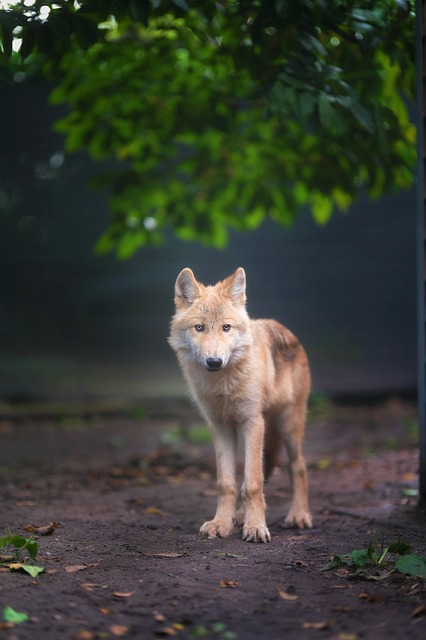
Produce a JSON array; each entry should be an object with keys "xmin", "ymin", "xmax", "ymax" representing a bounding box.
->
[
  {"xmin": 194, "ymin": 324, "xmax": 205, "ymax": 332},
  {"xmin": 222, "ymin": 324, "xmax": 231, "ymax": 332}
]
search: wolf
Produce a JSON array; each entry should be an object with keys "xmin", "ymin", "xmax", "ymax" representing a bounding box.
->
[{"xmin": 168, "ymin": 267, "xmax": 312, "ymax": 543}]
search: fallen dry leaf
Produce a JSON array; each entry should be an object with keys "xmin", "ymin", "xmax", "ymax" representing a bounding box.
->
[
  {"xmin": 155, "ymin": 627, "xmax": 178, "ymax": 637},
  {"xmin": 358, "ymin": 592, "xmax": 384, "ymax": 604},
  {"xmin": 8, "ymin": 563, "xmax": 25, "ymax": 571},
  {"xmin": 151, "ymin": 552, "xmax": 185, "ymax": 559},
  {"xmin": 24, "ymin": 522, "xmax": 58, "ymax": 536},
  {"xmin": 80, "ymin": 583, "xmax": 105, "ymax": 592},
  {"xmin": 100, "ymin": 608, "xmax": 112, "ymax": 615},
  {"xmin": 154, "ymin": 613, "xmax": 167, "ymax": 623},
  {"xmin": 113, "ymin": 591, "xmax": 134, "ymax": 598},
  {"xmin": 110, "ymin": 625, "xmax": 129, "ymax": 636},
  {"xmin": 332, "ymin": 606, "xmax": 357, "ymax": 613},
  {"xmin": 220, "ymin": 579, "xmax": 238, "ymax": 588},
  {"xmin": 65, "ymin": 565, "xmax": 90, "ymax": 573},
  {"xmin": 145, "ymin": 506, "xmax": 166, "ymax": 516},
  {"xmin": 338, "ymin": 634, "xmax": 359, "ymax": 640},
  {"xmin": 278, "ymin": 590, "xmax": 299, "ymax": 601},
  {"xmin": 412, "ymin": 604, "xmax": 426, "ymax": 618},
  {"xmin": 302, "ymin": 620, "xmax": 333, "ymax": 630},
  {"xmin": 402, "ymin": 472, "xmax": 417, "ymax": 482}
]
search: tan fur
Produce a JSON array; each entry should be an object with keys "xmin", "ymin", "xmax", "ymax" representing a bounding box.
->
[{"xmin": 168, "ymin": 267, "xmax": 312, "ymax": 543}]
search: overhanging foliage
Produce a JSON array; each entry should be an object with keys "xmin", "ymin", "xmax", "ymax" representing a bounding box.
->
[{"xmin": 0, "ymin": 0, "xmax": 416, "ymax": 257}]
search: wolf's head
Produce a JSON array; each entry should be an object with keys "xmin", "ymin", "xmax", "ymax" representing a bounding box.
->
[{"xmin": 168, "ymin": 267, "xmax": 253, "ymax": 372}]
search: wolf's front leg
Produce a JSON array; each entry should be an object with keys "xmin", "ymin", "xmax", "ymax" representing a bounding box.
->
[
  {"xmin": 241, "ymin": 416, "xmax": 271, "ymax": 543},
  {"xmin": 200, "ymin": 426, "xmax": 238, "ymax": 539}
]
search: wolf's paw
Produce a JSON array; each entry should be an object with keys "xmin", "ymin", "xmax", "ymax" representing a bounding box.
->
[
  {"xmin": 200, "ymin": 519, "xmax": 234, "ymax": 539},
  {"xmin": 242, "ymin": 523, "xmax": 271, "ymax": 543},
  {"xmin": 283, "ymin": 510, "xmax": 313, "ymax": 529}
]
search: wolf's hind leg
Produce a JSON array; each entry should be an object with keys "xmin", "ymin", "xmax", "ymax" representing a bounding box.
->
[
  {"xmin": 263, "ymin": 415, "xmax": 282, "ymax": 481},
  {"xmin": 281, "ymin": 403, "xmax": 312, "ymax": 529}
]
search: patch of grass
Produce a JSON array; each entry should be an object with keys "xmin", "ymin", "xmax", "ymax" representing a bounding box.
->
[
  {"xmin": 384, "ymin": 436, "xmax": 399, "ymax": 451},
  {"xmin": 403, "ymin": 416, "xmax": 419, "ymax": 443},
  {"xmin": 161, "ymin": 424, "xmax": 211, "ymax": 446},
  {"xmin": 190, "ymin": 622, "xmax": 237, "ymax": 639},
  {"xmin": 59, "ymin": 415, "xmax": 86, "ymax": 431},
  {"xmin": 126, "ymin": 405, "xmax": 148, "ymax": 420},
  {"xmin": 308, "ymin": 393, "xmax": 334, "ymax": 421}
]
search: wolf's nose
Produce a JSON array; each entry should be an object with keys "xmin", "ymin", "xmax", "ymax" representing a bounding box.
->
[{"xmin": 206, "ymin": 357, "xmax": 223, "ymax": 371}]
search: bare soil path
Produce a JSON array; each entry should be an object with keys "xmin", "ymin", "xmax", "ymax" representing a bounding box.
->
[{"xmin": 0, "ymin": 398, "xmax": 425, "ymax": 640}]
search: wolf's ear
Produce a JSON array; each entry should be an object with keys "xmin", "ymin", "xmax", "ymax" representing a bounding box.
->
[
  {"xmin": 223, "ymin": 267, "xmax": 246, "ymax": 306},
  {"xmin": 174, "ymin": 268, "xmax": 201, "ymax": 308}
]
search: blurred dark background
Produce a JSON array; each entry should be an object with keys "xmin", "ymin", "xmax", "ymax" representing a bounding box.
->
[{"xmin": 0, "ymin": 82, "xmax": 417, "ymax": 403}]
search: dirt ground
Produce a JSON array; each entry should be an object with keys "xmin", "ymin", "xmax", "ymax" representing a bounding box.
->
[{"xmin": 0, "ymin": 396, "xmax": 425, "ymax": 640}]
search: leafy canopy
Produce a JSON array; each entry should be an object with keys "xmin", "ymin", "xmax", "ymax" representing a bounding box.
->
[{"xmin": 0, "ymin": 0, "xmax": 416, "ymax": 257}]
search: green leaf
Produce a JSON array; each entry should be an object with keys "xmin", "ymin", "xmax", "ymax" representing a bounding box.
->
[
  {"xmin": 311, "ymin": 193, "xmax": 333, "ymax": 225},
  {"xmin": 73, "ymin": 14, "xmax": 100, "ymax": 50},
  {"xmin": 9, "ymin": 535, "xmax": 28, "ymax": 549},
  {"xmin": 400, "ymin": 488, "xmax": 419, "ymax": 497},
  {"xmin": 347, "ymin": 99, "xmax": 375, "ymax": 133},
  {"xmin": 1, "ymin": 25, "xmax": 12, "ymax": 58},
  {"xmin": 299, "ymin": 91, "xmax": 316, "ymax": 121},
  {"xmin": 387, "ymin": 540, "xmax": 411, "ymax": 556},
  {"xmin": 395, "ymin": 554, "xmax": 426, "ymax": 578},
  {"xmin": 320, "ymin": 553, "xmax": 351, "ymax": 571},
  {"xmin": 48, "ymin": 12, "xmax": 72, "ymax": 39},
  {"xmin": 0, "ymin": 10, "xmax": 18, "ymax": 35},
  {"xmin": 116, "ymin": 229, "xmax": 148, "ymax": 259},
  {"xmin": 3, "ymin": 606, "xmax": 29, "ymax": 624},
  {"xmin": 25, "ymin": 540, "xmax": 38, "ymax": 560},
  {"xmin": 0, "ymin": 534, "xmax": 38, "ymax": 559},
  {"xmin": 19, "ymin": 564, "xmax": 45, "ymax": 578},
  {"xmin": 128, "ymin": 0, "xmax": 151, "ymax": 23},
  {"xmin": 351, "ymin": 548, "xmax": 370, "ymax": 568},
  {"xmin": 20, "ymin": 26, "xmax": 36, "ymax": 59},
  {"xmin": 318, "ymin": 92, "xmax": 344, "ymax": 134}
]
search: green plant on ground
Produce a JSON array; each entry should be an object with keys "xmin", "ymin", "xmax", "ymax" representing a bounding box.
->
[
  {"xmin": 0, "ymin": 532, "xmax": 44, "ymax": 577},
  {"xmin": 0, "ymin": 532, "xmax": 38, "ymax": 560},
  {"xmin": 322, "ymin": 536, "xmax": 426, "ymax": 580},
  {"xmin": 190, "ymin": 622, "xmax": 237, "ymax": 639}
]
